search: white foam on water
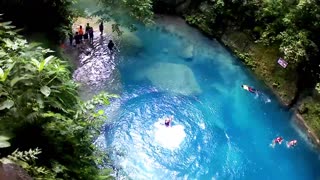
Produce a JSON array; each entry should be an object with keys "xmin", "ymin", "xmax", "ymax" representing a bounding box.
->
[
  {"xmin": 199, "ymin": 122, "xmax": 206, "ymax": 129},
  {"xmin": 153, "ymin": 119, "xmax": 186, "ymax": 150}
]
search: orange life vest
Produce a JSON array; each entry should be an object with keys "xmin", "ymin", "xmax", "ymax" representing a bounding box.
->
[{"xmin": 78, "ymin": 28, "xmax": 84, "ymax": 35}]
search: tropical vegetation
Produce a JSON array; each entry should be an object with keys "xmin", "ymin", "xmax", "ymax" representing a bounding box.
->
[
  {"xmin": 183, "ymin": 0, "xmax": 320, "ymax": 137},
  {"xmin": 1, "ymin": 0, "xmax": 320, "ymax": 178},
  {"xmin": 0, "ymin": 0, "xmax": 154, "ymax": 178},
  {"xmin": 0, "ymin": 16, "xmax": 115, "ymax": 179}
]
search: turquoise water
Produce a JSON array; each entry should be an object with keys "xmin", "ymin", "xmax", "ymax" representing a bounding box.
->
[{"xmin": 100, "ymin": 17, "xmax": 320, "ymax": 179}]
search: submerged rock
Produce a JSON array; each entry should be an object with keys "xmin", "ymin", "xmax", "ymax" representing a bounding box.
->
[
  {"xmin": 142, "ymin": 62, "xmax": 202, "ymax": 95},
  {"xmin": 180, "ymin": 44, "xmax": 194, "ymax": 60}
]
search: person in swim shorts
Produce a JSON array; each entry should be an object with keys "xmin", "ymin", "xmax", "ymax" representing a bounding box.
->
[
  {"xmin": 274, "ymin": 136, "xmax": 283, "ymax": 144},
  {"xmin": 241, "ymin": 85, "xmax": 257, "ymax": 93},
  {"xmin": 287, "ymin": 140, "xmax": 297, "ymax": 148}
]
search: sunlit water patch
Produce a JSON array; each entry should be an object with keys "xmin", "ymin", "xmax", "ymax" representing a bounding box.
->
[{"xmin": 153, "ymin": 118, "xmax": 186, "ymax": 150}]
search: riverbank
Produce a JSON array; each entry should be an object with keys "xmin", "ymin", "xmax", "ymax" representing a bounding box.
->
[
  {"xmin": 220, "ymin": 31, "xmax": 320, "ymax": 150},
  {"xmin": 179, "ymin": 16, "xmax": 320, "ymax": 150}
]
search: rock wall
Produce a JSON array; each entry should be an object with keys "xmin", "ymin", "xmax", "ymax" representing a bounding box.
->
[
  {"xmin": 0, "ymin": 163, "xmax": 32, "ymax": 180},
  {"xmin": 220, "ymin": 30, "xmax": 297, "ymax": 105}
]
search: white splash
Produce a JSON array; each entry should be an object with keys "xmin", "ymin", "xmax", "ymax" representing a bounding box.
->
[{"xmin": 153, "ymin": 119, "xmax": 186, "ymax": 150}]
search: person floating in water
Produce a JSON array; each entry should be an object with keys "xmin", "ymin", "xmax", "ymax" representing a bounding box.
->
[
  {"xmin": 271, "ymin": 136, "xmax": 283, "ymax": 147},
  {"xmin": 241, "ymin": 85, "xmax": 257, "ymax": 93},
  {"xmin": 287, "ymin": 140, "xmax": 297, "ymax": 148},
  {"xmin": 164, "ymin": 116, "xmax": 173, "ymax": 127}
]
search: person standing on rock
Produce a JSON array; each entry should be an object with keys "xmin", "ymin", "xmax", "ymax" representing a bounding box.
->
[
  {"xmin": 78, "ymin": 25, "xmax": 84, "ymax": 43},
  {"xmin": 84, "ymin": 23, "xmax": 90, "ymax": 42},
  {"xmin": 89, "ymin": 27, "xmax": 94, "ymax": 44},
  {"xmin": 68, "ymin": 31, "xmax": 73, "ymax": 46},
  {"xmin": 74, "ymin": 32, "xmax": 81, "ymax": 48},
  {"xmin": 99, "ymin": 22, "xmax": 104, "ymax": 35},
  {"xmin": 107, "ymin": 40, "xmax": 115, "ymax": 53}
]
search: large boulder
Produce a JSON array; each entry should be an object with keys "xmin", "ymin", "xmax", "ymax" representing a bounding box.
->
[
  {"xmin": 141, "ymin": 62, "xmax": 202, "ymax": 95},
  {"xmin": 0, "ymin": 163, "xmax": 32, "ymax": 180},
  {"xmin": 179, "ymin": 44, "xmax": 194, "ymax": 60}
]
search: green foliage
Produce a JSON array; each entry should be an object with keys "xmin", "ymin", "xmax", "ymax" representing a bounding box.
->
[
  {"xmin": 234, "ymin": 50, "xmax": 256, "ymax": 69},
  {"xmin": 0, "ymin": 0, "xmax": 76, "ymax": 43},
  {"xmin": 187, "ymin": 0, "xmax": 320, "ymax": 136},
  {"xmin": 0, "ymin": 19, "xmax": 114, "ymax": 179},
  {"xmin": 185, "ymin": 14, "xmax": 206, "ymax": 25},
  {"xmin": 277, "ymin": 29, "xmax": 310, "ymax": 63},
  {"xmin": 0, "ymin": 148, "xmax": 56, "ymax": 179},
  {"xmin": 300, "ymin": 100, "xmax": 320, "ymax": 137},
  {"xmin": 94, "ymin": 0, "xmax": 154, "ymax": 33},
  {"xmin": 0, "ymin": 135, "xmax": 10, "ymax": 148},
  {"xmin": 185, "ymin": 13, "xmax": 213, "ymax": 34},
  {"xmin": 316, "ymin": 83, "xmax": 320, "ymax": 94},
  {"xmin": 188, "ymin": 0, "xmax": 320, "ymax": 88}
]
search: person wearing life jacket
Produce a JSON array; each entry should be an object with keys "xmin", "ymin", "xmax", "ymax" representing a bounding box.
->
[
  {"xmin": 271, "ymin": 136, "xmax": 283, "ymax": 147},
  {"xmin": 241, "ymin": 85, "xmax": 257, "ymax": 93},
  {"xmin": 287, "ymin": 140, "xmax": 297, "ymax": 148},
  {"xmin": 78, "ymin": 25, "xmax": 84, "ymax": 42},
  {"xmin": 274, "ymin": 137, "xmax": 283, "ymax": 144}
]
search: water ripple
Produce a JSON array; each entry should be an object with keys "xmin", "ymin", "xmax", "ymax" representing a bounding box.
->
[{"xmin": 103, "ymin": 88, "xmax": 243, "ymax": 179}]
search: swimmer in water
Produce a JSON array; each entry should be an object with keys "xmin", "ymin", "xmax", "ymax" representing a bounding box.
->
[
  {"xmin": 271, "ymin": 136, "xmax": 283, "ymax": 147},
  {"xmin": 287, "ymin": 140, "xmax": 297, "ymax": 148},
  {"xmin": 164, "ymin": 116, "xmax": 173, "ymax": 127},
  {"xmin": 241, "ymin": 85, "xmax": 257, "ymax": 93}
]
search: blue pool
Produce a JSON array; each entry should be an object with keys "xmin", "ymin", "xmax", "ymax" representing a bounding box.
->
[{"xmin": 92, "ymin": 16, "xmax": 320, "ymax": 179}]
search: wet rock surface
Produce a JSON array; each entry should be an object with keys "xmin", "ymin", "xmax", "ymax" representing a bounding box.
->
[
  {"xmin": 0, "ymin": 163, "xmax": 32, "ymax": 180},
  {"xmin": 64, "ymin": 33, "xmax": 122, "ymax": 98},
  {"xmin": 139, "ymin": 62, "xmax": 202, "ymax": 95}
]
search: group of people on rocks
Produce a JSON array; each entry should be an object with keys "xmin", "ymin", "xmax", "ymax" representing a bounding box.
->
[
  {"xmin": 68, "ymin": 21, "xmax": 116, "ymax": 53},
  {"xmin": 69, "ymin": 23, "xmax": 95, "ymax": 46}
]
